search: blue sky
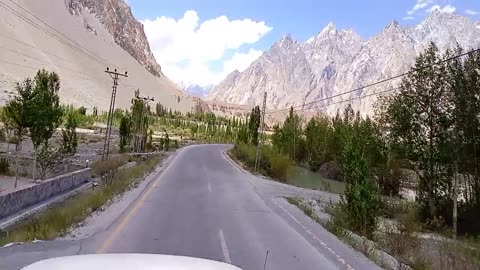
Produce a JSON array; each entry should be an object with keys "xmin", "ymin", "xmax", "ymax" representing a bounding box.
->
[{"xmin": 127, "ymin": 0, "xmax": 480, "ymax": 87}]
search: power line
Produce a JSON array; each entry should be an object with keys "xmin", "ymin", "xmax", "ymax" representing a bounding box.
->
[
  {"xmin": 0, "ymin": 1, "xmax": 112, "ymax": 68},
  {"xmin": 0, "ymin": 58, "xmax": 126, "ymax": 86},
  {"xmin": 5, "ymin": 0, "xmax": 111, "ymax": 63},
  {"xmin": 0, "ymin": 32, "xmax": 74, "ymax": 63},
  {"xmin": 1, "ymin": 45, "xmax": 95, "ymax": 78},
  {"xmin": 0, "ymin": 41, "xmax": 134, "ymax": 87},
  {"xmin": 267, "ymin": 47, "xmax": 480, "ymax": 115},
  {"xmin": 3, "ymin": 0, "xmax": 114, "ymax": 67},
  {"xmin": 313, "ymin": 86, "xmax": 401, "ymax": 111}
]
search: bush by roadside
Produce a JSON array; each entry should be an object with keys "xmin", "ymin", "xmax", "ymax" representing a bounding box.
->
[
  {"xmin": 0, "ymin": 154, "xmax": 163, "ymax": 246},
  {"xmin": 322, "ymin": 199, "xmax": 480, "ymax": 270},
  {"xmin": 231, "ymin": 142, "xmax": 291, "ymax": 182}
]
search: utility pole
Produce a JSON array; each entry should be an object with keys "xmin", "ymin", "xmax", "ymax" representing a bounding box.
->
[
  {"xmin": 255, "ymin": 92, "xmax": 267, "ymax": 171},
  {"xmin": 135, "ymin": 93, "xmax": 154, "ymax": 153},
  {"xmin": 102, "ymin": 67, "xmax": 128, "ymax": 161}
]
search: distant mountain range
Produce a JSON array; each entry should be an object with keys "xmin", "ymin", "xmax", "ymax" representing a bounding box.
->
[
  {"xmin": 178, "ymin": 83, "xmax": 214, "ymax": 98},
  {"xmin": 207, "ymin": 11, "xmax": 480, "ymax": 115}
]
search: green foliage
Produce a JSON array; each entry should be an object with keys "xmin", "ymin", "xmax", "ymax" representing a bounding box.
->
[
  {"xmin": 29, "ymin": 69, "xmax": 63, "ymax": 149},
  {"xmin": 61, "ymin": 112, "xmax": 78, "ymax": 154},
  {"xmin": 61, "ymin": 104, "xmax": 95, "ymax": 129},
  {"xmin": 0, "ymin": 157, "xmax": 10, "ymax": 175},
  {"xmin": 77, "ymin": 106, "xmax": 87, "ymax": 115},
  {"xmin": 304, "ymin": 115, "xmax": 330, "ymax": 170},
  {"xmin": 4, "ymin": 75, "xmax": 36, "ymax": 144},
  {"xmin": 0, "ymin": 155, "xmax": 162, "ymax": 246},
  {"xmin": 248, "ymin": 106, "xmax": 261, "ymax": 145},
  {"xmin": 146, "ymin": 129, "xmax": 154, "ymax": 151},
  {"xmin": 163, "ymin": 132, "xmax": 170, "ymax": 151},
  {"xmin": 156, "ymin": 102, "xmax": 168, "ymax": 117},
  {"xmin": 119, "ymin": 115, "xmax": 132, "ymax": 152},
  {"xmin": 339, "ymin": 138, "xmax": 381, "ymax": 238},
  {"xmin": 271, "ymin": 107, "xmax": 304, "ymax": 163},
  {"xmin": 130, "ymin": 89, "xmax": 150, "ymax": 152},
  {"xmin": 379, "ymin": 43, "xmax": 480, "ymax": 233},
  {"xmin": 232, "ymin": 142, "xmax": 291, "ymax": 182},
  {"xmin": 270, "ymin": 152, "xmax": 291, "ymax": 182}
]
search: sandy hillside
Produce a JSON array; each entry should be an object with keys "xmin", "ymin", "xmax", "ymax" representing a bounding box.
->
[{"xmin": 0, "ymin": 0, "xmax": 195, "ymax": 113}]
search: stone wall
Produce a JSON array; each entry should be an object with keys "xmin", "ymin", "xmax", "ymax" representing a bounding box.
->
[
  {"xmin": 0, "ymin": 168, "xmax": 91, "ymax": 219},
  {"xmin": 0, "ymin": 154, "xmax": 84, "ymax": 179}
]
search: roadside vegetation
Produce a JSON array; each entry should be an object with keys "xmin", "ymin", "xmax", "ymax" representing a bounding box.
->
[
  {"xmin": 0, "ymin": 154, "xmax": 163, "ymax": 246},
  {"xmin": 277, "ymin": 43, "xmax": 480, "ymax": 269}
]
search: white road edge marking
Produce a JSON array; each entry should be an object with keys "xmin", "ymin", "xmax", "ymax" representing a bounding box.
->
[
  {"xmin": 219, "ymin": 229, "xmax": 232, "ymax": 264},
  {"xmin": 273, "ymin": 200, "xmax": 356, "ymax": 270}
]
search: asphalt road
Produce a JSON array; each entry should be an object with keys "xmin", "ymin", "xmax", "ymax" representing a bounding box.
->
[{"xmin": 0, "ymin": 145, "xmax": 381, "ymax": 270}]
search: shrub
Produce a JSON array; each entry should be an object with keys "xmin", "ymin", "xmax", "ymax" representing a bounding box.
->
[
  {"xmin": 77, "ymin": 106, "xmax": 87, "ymax": 115},
  {"xmin": 233, "ymin": 142, "xmax": 291, "ymax": 182},
  {"xmin": 269, "ymin": 152, "xmax": 291, "ymax": 182},
  {"xmin": 0, "ymin": 157, "xmax": 9, "ymax": 175},
  {"xmin": 92, "ymin": 156, "xmax": 128, "ymax": 178}
]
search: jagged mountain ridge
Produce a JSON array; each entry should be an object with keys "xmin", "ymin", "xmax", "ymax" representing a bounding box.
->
[
  {"xmin": 207, "ymin": 11, "xmax": 480, "ymax": 115},
  {"xmin": 65, "ymin": 0, "xmax": 163, "ymax": 77},
  {"xmin": 0, "ymin": 0, "xmax": 195, "ymax": 112}
]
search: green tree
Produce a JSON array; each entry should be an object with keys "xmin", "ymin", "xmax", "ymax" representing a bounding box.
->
[
  {"xmin": 163, "ymin": 132, "xmax": 170, "ymax": 151},
  {"xmin": 272, "ymin": 107, "xmax": 303, "ymax": 162},
  {"xmin": 61, "ymin": 111, "xmax": 78, "ymax": 154},
  {"xmin": 304, "ymin": 116, "xmax": 330, "ymax": 170},
  {"xmin": 119, "ymin": 114, "xmax": 132, "ymax": 152},
  {"xmin": 130, "ymin": 90, "xmax": 149, "ymax": 152},
  {"xmin": 28, "ymin": 70, "xmax": 63, "ymax": 180},
  {"xmin": 383, "ymin": 43, "xmax": 452, "ymax": 222},
  {"xmin": 248, "ymin": 106, "xmax": 261, "ymax": 145},
  {"xmin": 4, "ymin": 76, "xmax": 36, "ymax": 187},
  {"xmin": 77, "ymin": 106, "xmax": 87, "ymax": 115},
  {"xmin": 340, "ymin": 136, "xmax": 380, "ymax": 237}
]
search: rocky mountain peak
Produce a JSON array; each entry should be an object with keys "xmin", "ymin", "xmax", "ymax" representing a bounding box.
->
[
  {"xmin": 320, "ymin": 22, "xmax": 337, "ymax": 35},
  {"xmin": 208, "ymin": 12, "xmax": 480, "ymax": 116},
  {"xmin": 65, "ymin": 0, "xmax": 163, "ymax": 77},
  {"xmin": 276, "ymin": 34, "xmax": 296, "ymax": 49},
  {"xmin": 385, "ymin": 20, "xmax": 400, "ymax": 30}
]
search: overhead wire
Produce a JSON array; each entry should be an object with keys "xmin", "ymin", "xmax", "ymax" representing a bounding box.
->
[
  {"xmin": 266, "ymin": 47, "xmax": 480, "ymax": 114},
  {"xmin": 6, "ymin": 0, "xmax": 110, "ymax": 61},
  {"xmin": 0, "ymin": 0, "xmax": 113, "ymax": 67},
  {"xmin": 0, "ymin": 58, "xmax": 138, "ymax": 90}
]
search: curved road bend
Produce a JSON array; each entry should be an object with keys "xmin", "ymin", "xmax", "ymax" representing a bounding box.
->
[{"xmin": 0, "ymin": 145, "xmax": 381, "ymax": 270}]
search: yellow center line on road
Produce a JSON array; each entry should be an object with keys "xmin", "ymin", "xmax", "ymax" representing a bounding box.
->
[
  {"xmin": 96, "ymin": 148, "xmax": 186, "ymax": 253},
  {"xmin": 96, "ymin": 175, "xmax": 160, "ymax": 253}
]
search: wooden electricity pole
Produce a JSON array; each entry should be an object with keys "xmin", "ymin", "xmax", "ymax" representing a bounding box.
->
[{"xmin": 102, "ymin": 67, "xmax": 128, "ymax": 161}]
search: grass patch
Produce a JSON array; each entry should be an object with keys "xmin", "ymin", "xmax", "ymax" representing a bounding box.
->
[
  {"xmin": 286, "ymin": 197, "xmax": 317, "ymax": 222},
  {"xmin": 91, "ymin": 156, "xmax": 129, "ymax": 177},
  {"xmin": 0, "ymin": 154, "xmax": 163, "ymax": 246}
]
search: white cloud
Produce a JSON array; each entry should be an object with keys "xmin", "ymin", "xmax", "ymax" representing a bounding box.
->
[
  {"xmin": 223, "ymin": 49, "xmax": 263, "ymax": 74},
  {"xmin": 465, "ymin": 9, "xmax": 479, "ymax": 15},
  {"xmin": 426, "ymin": 4, "xmax": 456, "ymax": 13},
  {"xmin": 407, "ymin": 0, "xmax": 434, "ymax": 15},
  {"xmin": 403, "ymin": 16, "xmax": 415, "ymax": 20},
  {"xmin": 142, "ymin": 10, "xmax": 271, "ymax": 87}
]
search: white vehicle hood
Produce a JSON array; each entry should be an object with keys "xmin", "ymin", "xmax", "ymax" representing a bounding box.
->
[{"xmin": 22, "ymin": 254, "xmax": 243, "ymax": 270}]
